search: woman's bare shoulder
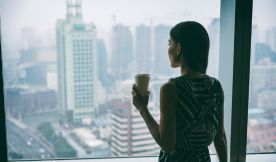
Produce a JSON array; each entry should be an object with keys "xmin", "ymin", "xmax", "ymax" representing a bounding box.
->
[{"xmin": 160, "ymin": 79, "xmax": 177, "ymax": 96}]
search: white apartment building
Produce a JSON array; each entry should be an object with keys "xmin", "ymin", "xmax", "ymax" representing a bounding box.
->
[
  {"xmin": 56, "ymin": 0, "xmax": 97, "ymax": 123},
  {"xmin": 110, "ymin": 99, "xmax": 160, "ymax": 156},
  {"xmin": 109, "ymin": 80, "xmax": 160, "ymax": 156}
]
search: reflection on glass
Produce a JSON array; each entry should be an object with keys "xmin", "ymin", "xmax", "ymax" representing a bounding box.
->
[
  {"xmin": 0, "ymin": 0, "xmax": 220, "ymax": 160},
  {"xmin": 247, "ymin": 0, "xmax": 276, "ymax": 153}
]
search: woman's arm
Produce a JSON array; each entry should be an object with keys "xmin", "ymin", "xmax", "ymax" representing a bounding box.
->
[
  {"xmin": 214, "ymin": 98, "xmax": 227, "ymax": 162},
  {"xmin": 132, "ymin": 81, "xmax": 177, "ymax": 152},
  {"xmin": 158, "ymin": 82, "xmax": 177, "ymax": 152},
  {"xmin": 138, "ymin": 107, "xmax": 161, "ymax": 145}
]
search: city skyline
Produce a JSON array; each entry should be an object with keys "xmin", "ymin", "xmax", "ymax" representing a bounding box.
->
[{"xmin": 1, "ymin": 0, "xmax": 276, "ymax": 60}]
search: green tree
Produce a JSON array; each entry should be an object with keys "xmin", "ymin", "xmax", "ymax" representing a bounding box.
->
[{"xmin": 37, "ymin": 122, "xmax": 77, "ymax": 158}]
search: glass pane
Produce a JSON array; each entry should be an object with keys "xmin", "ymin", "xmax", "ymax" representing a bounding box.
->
[
  {"xmin": 247, "ymin": 0, "xmax": 276, "ymax": 153},
  {"xmin": 0, "ymin": 0, "xmax": 220, "ymax": 160}
]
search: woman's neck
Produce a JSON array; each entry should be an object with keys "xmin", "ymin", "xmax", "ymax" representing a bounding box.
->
[{"xmin": 180, "ymin": 67, "xmax": 204, "ymax": 76}]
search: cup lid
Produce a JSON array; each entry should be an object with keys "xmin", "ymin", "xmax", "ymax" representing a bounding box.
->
[{"xmin": 135, "ymin": 74, "xmax": 150, "ymax": 77}]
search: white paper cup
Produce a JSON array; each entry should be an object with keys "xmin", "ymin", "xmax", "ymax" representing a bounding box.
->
[{"xmin": 135, "ymin": 74, "xmax": 150, "ymax": 96}]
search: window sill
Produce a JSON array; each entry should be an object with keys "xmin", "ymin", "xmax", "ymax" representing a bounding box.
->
[{"xmin": 12, "ymin": 154, "xmax": 276, "ymax": 162}]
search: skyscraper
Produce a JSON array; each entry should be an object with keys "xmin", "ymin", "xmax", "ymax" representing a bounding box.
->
[
  {"xmin": 110, "ymin": 99, "xmax": 160, "ymax": 156},
  {"xmin": 251, "ymin": 25, "xmax": 259, "ymax": 65},
  {"xmin": 135, "ymin": 25, "xmax": 152, "ymax": 74},
  {"xmin": 96, "ymin": 39, "xmax": 109, "ymax": 86},
  {"xmin": 56, "ymin": 0, "xmax": 97, "ymax": 123},
  {"xmin": 255, "ymin": 43, "xmax": 272, "ymax": 64},
  {"xmin": 110, "ymin": 81, "xmax": 160, "ymax": 156},
  {"xmin": 111, "ymin": 24, "xmax": 133, "ymax": 80},
  {"xmin": 266, "ymin": 27, "xmax": 276, "ymax": 53},
  {"xmin": 249, "ymin": 64, "xmax": 276, "ymax": 108},
  {"xmin": 153, "ymin": 25, "xmax": 172, "ymax": 76}
]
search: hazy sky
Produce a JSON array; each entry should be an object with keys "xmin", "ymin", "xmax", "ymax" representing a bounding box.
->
[
  {"xmin": 0, "ymin": 0, "xmax": 220, "ymax": 32},
  {"xmin": 0, "ymin": 0, "xmax": 276, "ymax": 58},
  {"xmin": 0, "ymin": 0, "xmax": 220, "ymax": 58}
]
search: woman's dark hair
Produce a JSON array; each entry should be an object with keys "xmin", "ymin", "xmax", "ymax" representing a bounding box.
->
[{"xmin": 170, "ymin": 21, "xmax": 210, "ymax": 73}]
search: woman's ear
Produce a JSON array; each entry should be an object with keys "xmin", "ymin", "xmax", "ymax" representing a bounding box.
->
[{"xmin": 176, "ymin": 43, "xmax": 181, "ymax": 57}]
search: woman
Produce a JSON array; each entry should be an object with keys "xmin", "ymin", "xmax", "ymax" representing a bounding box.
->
[{"xmin": 131, "ymin": 21, "xmax": 227, "ymax": 162}]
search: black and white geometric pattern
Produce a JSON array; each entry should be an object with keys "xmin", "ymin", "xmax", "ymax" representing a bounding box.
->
[{"xmin": 158, "ymin": 75, "xmax": 224, "ymax": 162}]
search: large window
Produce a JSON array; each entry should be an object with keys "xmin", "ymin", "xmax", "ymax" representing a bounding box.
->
[
  {"xmin": 247, "ymin": 0, "xmax": 276, "ymax": 153},
  {"xmin": 0, "ymin": 0, "xmax": 221, "ymax": 160}
]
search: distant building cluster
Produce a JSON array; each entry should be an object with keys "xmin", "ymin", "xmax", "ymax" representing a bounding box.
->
[
  {"xmin": 247, "ymin": 26, "xmax": 276, "ymax": 152},
  {"xmin": 247, "ymin": 109, "xmax": 276, "ymax": 152},
  {"xmin": 5, "ymin": 86, "xmax": 57, "ymax": 116}
]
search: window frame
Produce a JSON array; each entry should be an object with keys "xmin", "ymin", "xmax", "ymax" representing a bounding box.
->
[
  {"xmin": 219, "ymin": 0, "xmax": 253, "ymax": 161},
  {"xmin": 0, "ymin": 0, "xmax": 274, "ymax": 162},
  {"xmin": 0, "ymin": 18, "xmax": 8, "ymax": 162},
  {"xmin": 229, "ymin": 0, "xmax": 253, "ymax": 161}
]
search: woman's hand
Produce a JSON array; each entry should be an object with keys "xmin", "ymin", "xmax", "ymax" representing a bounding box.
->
[{"xmin": 131, "ymin": 84, "xmax": 150, "ymax": 113}]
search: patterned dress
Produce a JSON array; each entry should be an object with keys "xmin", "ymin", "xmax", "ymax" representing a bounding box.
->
[{"xmin": 158, "ymin": 75, "xmax": 224, "ymax": 162}]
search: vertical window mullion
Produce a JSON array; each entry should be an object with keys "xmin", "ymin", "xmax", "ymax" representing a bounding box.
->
[
  {"xmin": 219, "ymin": 0, "xmax": 236, "ymax": 161},
  {"xmin": 0, "ymin": 18, "xmax": 8, "ymax": 162},
  {"xmin": 231, "ymin": 0, "xmax": 253, "ymax": 161},
  {"xmin": 219, "ymin": 0, "xmax": 253, "ymax": 161}
]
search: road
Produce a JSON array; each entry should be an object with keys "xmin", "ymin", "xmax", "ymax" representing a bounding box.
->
[{"xmin": 6, "ymin": 120, "xmax": 55, "ymax": 160}]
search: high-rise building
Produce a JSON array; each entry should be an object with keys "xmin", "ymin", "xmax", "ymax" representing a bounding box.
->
[
  {"xmin": 249, "ymin": 64, "xmax": 276, "ymax": 108},
  {"xmin": 110, "ymin": 99, "xmax": 160, "ymax": 156},
  {"xmin": 56, "ymin": 0, "xmax": 97, "ymax": 123},
  {"xmin": 18, "ymin": 46, "xmax": 56, "ymax": 87},
  {"xmin": 111, "ymin": 24, "xmax": 133, "ymax": 80},
  {"xmin": 255, "ymin": 43, "xmax": 272, "ymax": 64},
  {"xmin": 251, "ymin": 25, "xmax": 259, "ymax": 65},
  {"xmin": 266, "ymin": 27, "xmax": 276, "ymax": 53},
  {"xmin": 96, "ymin": 39, "xmax": 109, "ymax": 86},
  {"xmin": 135, "ymin": 25, "xmax": 152, "ymax": 74},
  {"xmin": 110, "ymin": 81, "xmax": 159, "ymax": 156},
  {"xmin": 207, "ymin": 18, "xmax": 220, "ymax": 78},
  {"xmin": 153, "ymin": 25, "xmax": 172, "ymax": 76},
  {"xmin": 257, "ymin": 89, "xmax": 276, "ymax": 110}
]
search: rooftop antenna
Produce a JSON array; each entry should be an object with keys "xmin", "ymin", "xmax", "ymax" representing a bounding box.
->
[
  {"xmin": 66, "ymin": 0, "xmax": 73, "ymax": 19},
  {"xmin": 76, "ymin": 0, "xmax": 82, "ymax": 18},
  {"xmin": 66, "ymin": 0, "xmax": 82, "ymax": 20}
]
